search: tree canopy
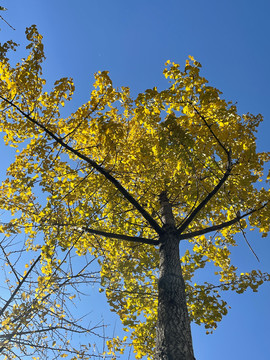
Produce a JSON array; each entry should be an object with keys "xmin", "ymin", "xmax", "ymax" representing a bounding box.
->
[{"xmin": 0, "ymin": 25, "xmax": 269, "ymax": 359}]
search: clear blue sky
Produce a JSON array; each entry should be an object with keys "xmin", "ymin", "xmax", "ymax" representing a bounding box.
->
[{"xmin": 1, "ymin": 1, "xmax": 270, "ymax": 359}]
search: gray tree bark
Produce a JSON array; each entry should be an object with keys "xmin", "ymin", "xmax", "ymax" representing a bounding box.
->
[{"xmin": 154, "ymin": 192, "xmax": 195, "ymax": 360}]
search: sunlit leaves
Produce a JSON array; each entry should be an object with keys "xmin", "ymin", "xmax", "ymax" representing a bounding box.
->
[{"xmin": 0, "ymin": 27, "xmax": 269, "ymax": 359}]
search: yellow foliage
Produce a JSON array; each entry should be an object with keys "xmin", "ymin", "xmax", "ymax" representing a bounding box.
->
[{"xmin": 0, "ymin": 26, "xmax": 269, "ymax": 359}]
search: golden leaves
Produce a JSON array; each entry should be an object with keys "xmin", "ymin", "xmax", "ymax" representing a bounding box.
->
[{"xmin": 0, "ymin": 28, "xmax": 269, "ymax": 359}]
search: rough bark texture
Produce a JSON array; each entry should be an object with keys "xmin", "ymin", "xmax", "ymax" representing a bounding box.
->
[{"xmin": 154, "ymin": 192, "xmax": 195, "ymax": 360}]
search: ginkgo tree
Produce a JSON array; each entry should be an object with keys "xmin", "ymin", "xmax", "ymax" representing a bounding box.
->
[{"xmin": 0, "ymin": 25, "xmax": 269, "ymax": 359}]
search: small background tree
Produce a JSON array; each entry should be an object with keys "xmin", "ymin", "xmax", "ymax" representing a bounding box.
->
[{"xmin": 0, "ymin": 228, "xmax": 109, "ymax": 359}]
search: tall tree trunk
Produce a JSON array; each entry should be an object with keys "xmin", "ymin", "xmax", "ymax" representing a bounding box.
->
[{"xmin": 154, "ymin": 192, "xmax": 195, "ymax": 360}]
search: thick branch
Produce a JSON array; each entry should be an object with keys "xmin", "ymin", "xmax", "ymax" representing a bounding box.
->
[
  {"xmin": 176, "ymin": 102, "xmax": 234, "ymax": 235},
  {"xmin": 0, "ymin": 96, "xmax": 163, "ymax": 236},
  {"xmin": 42, "ymin": 222, "xmax": 159, "ymax": 245},
  {"xmin": 80, "ymin": 226, "xmax": 159, "ymax": 245},
  {"xmin": 178, "ymin": 204, "xmax": 267, "ymax": 240},
  {"xmin": 177, "ymin": 158, "xmax": 232, "ymax": 234}
]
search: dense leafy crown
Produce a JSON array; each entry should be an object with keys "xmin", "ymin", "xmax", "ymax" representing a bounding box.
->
[{"xmin": 0, "ymin": 26, "xmax": 269, "ymax": 358}]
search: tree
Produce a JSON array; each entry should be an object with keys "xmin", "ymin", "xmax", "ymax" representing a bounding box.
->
[
  {"xmin": 0, "ymin": 25, "xmax": 269, "ymax": 359},
  {"xmin": 0, "ymin": 228, "xmax": 105, "ymax": 359}
]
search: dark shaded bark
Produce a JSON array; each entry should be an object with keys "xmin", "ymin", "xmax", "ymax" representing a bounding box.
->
[{"xmin": 154, "ymin": 192, "xmax": 195, "ymax": 360}]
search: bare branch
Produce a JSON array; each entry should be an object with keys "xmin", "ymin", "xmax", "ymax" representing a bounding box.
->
[
  {"xmin": 0, "ymin": 255, "xmax": 41, "ymax": 317},
  {"xmin": 0, "ymin": 14, "xmax": 15, "ymax": 30}
]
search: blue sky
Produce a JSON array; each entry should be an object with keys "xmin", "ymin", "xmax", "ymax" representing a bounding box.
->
[{"xmin": 1, "ymin": 0, "xmax": 270, "ymax": 359}]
